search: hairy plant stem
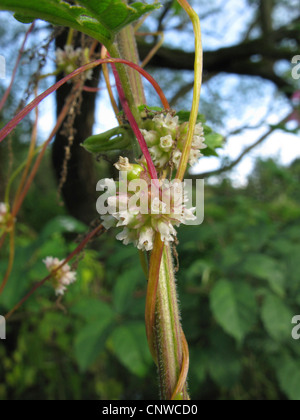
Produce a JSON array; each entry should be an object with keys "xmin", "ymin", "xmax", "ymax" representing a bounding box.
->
[
  {"xmin": 154, "ymin": 245, "xmax": 189, "ymax": 400},
  {"xmin": 116, "ymin": 25, "xmax": 146, "ymax": 107},
  {"xmin": 110, "ymin": 0, "xmax": 190, "ymax": 399}
]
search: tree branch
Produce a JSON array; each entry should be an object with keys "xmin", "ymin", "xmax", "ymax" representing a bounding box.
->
[
  {"xmin": 138, "ymin": 23, "xmax": 300, "ymax": 95},
  {"xmin": 189, "ymin": 113, "xmax": 292, "ymax": 179}
]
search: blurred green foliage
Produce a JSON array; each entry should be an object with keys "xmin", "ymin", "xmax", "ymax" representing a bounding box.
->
[{"xmin": 1, "ymin": 157, "xmax": 300, "ymax": 400}]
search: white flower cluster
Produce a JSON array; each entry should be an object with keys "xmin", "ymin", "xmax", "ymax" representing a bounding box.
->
[
  {"xmin": 101, "ymin": 158, "xmax": 196, "ymax": 251},
  {"xmin": 0, "ymin": 202, "xmax": 8, "ymax": 224},
  {"xmin": 140, "ymin": 113, "xmax": 206, "ymax": 170},
  {"xmin": 56, "ymin": 45, "xmax": 93, "ymax": 80},
  {"xmin": 43, "ymin": 257, "xmax": 77, "ymax": 296}
]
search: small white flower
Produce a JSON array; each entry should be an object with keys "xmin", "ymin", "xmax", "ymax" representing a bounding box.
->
[
  {"xmin": 114, "ymin": 156, "xmax": 132, "ymax": 172},
  {"xmin": 160, "ymin": 135, "xmax": 173, "ymax": 151},
  {"xmin": 192, "ymin": 135, "xmax": 206, "ymax": 149},
  {"xmin": 149, "ymin": 145, "xmax": 163, "ymax": 159},
  {"xmin": 151, "ymin": 197, "xmax": 167, "ymax": 215},
  {"xmin": 149, "ymin": 146, "xmax": 169, "ymax": 168},
  {"xmin": 194, "ymin": 122, "xmax": 204, "ymax": 137},
  {"xmin": 189, "ymin": 149, "xmax": 202, "ymax": 166},
  {"xmin": 182, "ymin": 207, "xmax": 197, "ymax": 222},
  {"xmin": 43, "ymin": 257, "xmax": 77, "ymax": 296},
  {"xmin": 137, "ymin": 226, "xmax": 155, "ymax": 251},
  {"xmin": 99, "ymin": 158, "xmax": 197, "ymax": 251},
  {"xmin": 101, "ymin": 215, "xmax": 117, "ymax": 229},
  {"xmin": 116, "ymin": 228, "xmax": 138, "ymax": 247},
  {"xmin": 0, "ymin": 202, "xmax": 8, "ymax": 224},
  {"xmin": 189, "ymin": 151, "xmax": 200, "ymax": 165},
  {"xmin": 157, "ymin": 221, "xmax": 177, "ymax": 242},
  {"xmin": 140, "ymin": 129, "xmax": 158, "ymax": 146},
  {"xmin": 56, "ymin": 45, "xmax": 92, "ymax": 80},
  {"xmin": 153, "ymin": 114, "xmax": 179, "ymax": 132},
  {"xmin": 141, "ymin": 113, "xmax": 206, "ymax": 171},
  {"xmin": 116, "ymin": 210, "xmax": 137, "ymax": 226},
  {"xmin": 44, "ymin": 256, "xmax": 59, "ymax": 271},
  {"xmin": 172, "ymin": 150, "xmax": 182, "ymax": 168}
]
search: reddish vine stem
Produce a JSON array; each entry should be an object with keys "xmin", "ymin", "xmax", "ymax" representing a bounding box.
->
[
  {"xmin": 110, "ymin": 61, "xmax": 158, "ymax": 181},
  {"xmin": 12, "ymin": 86, "xmax": 79, "ymax": 217},
  {"xmin": 13, "ymin": 86, "xmax": 39, "ymax": 212},
  {"xmin": 5, "ymin": 224, "xmax": 105, "ymax": 321},
  {"xmin": 171, "ymin": 330, "xmax": 190, "ymax": 400},
  {"xmin": 0, "ymin": 91, "xmax": 75, "ymax": 252},
  {"xmin": 0, "ymin": 58, "xmax": 169, "ymax": 144},
  {"xmin": 145, "ymin": 234, "xmax": 165, "ymax": 361},
  {"xmin": 0, "ymin": 22, "xmax": 35, "ymax": 112}
]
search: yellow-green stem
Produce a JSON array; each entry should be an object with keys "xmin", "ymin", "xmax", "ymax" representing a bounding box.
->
[
  {"xmin": 176, "ymin": 0, "xmax": 202, "ymax": 181},
  {"xmin": 155, "ymin": 245, "xmax": 189, "ymax": 400}
]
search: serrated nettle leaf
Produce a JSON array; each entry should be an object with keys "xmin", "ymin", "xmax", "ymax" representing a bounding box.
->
[
  {"xmin": 70, "ymin": 298, "xmax": 114, "ymax": 322},
  {"xmin": 261, "ymin": 294, "xmax": 293, "ymax": 342},
  {"xmin": 13, "ymin": 13, "xmax": 36, "ymax": 24},
  {"xmin": 176, "ymin": 110, "xmax": 206, "ymax": 124},
  {"xmin": 203, "ymin": 132, "xmax": 224, "ymax": 156},
  {"xmin": 203, "ymin": 124, "xmax": 212, "ymax": 135},
  {"xmin": 40, "ymin": 216, "xmax": 87, "ymax": 239},
  {"xmin": 207, "ymin": 330, "xmax": 241, "ymax": 388},
  {"xmin": 210, "ymin": 279, "xmax": 258, "ymax": 343},
  {"xmin": 77, "ymin": 0, "xmax": 161, "ymax": 35},
  {"xmin": 0, "ymin": 0, "xmax": 160, "ymax": 47},
  {"xmin": 274, "ymin": 355, "xmax": 300, "ymax": 400},
  {"xmin": 113, "ymin": 267, "xmax": 142, "ymax": 315},
  {"xmin": 0, "ymin": 0, "xmax": 112, "ymax": 45},
  {"xmin": 109, "ymin": 323, "xmax": 151, "ymax": 378},
  {"xmin": 205, "ymin": 132, "xmax": 223, "ymax": 149},
  {"xmin": 74, "ymin": 314, "xmax": 115, "ymax": 372},
  {"xmin": 241, "ymin": 254, "xmax": 285, "ymax": 297}
]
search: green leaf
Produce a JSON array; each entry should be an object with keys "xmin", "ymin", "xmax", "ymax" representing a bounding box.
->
[
  {"xmin": 74, "ymin": 304, "xmax": 115, "ymax": 371},
  {"xmin": 14, "ymin": 13, "xmax": 36, "ymax": 23},
  {"xmin": 77, "ymin": 0, "xmax": 161, "ymax": 35},
  {"xmin": 71, "ymin": 299, "xmax": 114, "ymax": 322},
  {"xmin": 40, "ymin": 216, "xmax": 87, "ymax": 239},
  {"xmin": 207, "ymin": 330, "xmax": 241, "ymax": 388},
  {"xmin": 203, "ymin": 132, "xmax": 224, "ymax": 157},
  {"xmin": 0, "ymin": 0, "xmax": 111, "ymax": 44},
  {"xmin": 275, "ymin": 355, "xmax": 300, "ymax": 400},
  {"xmin": 242, "ymin": 254, "xmax": 285, "ymax": 297},
  {"xmin": 109, "ymin": 323, "xmax": 151, "ymax": 377},
  {"xmin": 113, "ymin": 267, "xmax": 143, "ymax": 315},
  {"xmin": 176, "ymin": 110, "xmax": 206, "ymax": 124},
  {"xmin": 190, "ymin": 348, "xmax": 207, "ymax": 384},
  {"xmin": 0, "ymin": 0, "xmax": 160, "ymax": 47},
  {"xmin": 210, "ymin": 279, "xmax": 257, "ymax": 343},
  {"xmin": 0, "ymin": 251, "xmax": 31, "ymax": 310},
  {"xmin": 261, "ymin": 294, "xmax": 293, "ymax": 342}
]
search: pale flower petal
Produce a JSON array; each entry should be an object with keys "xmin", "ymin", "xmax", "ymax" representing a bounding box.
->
[
  {"xmin": 43, "ymin": 257, "xmax": 76, "ymax": 296},
  {"xmin": 0, "ymin": 202, "xmax": 8, "ymax": 224},
  {"xmin": 160, "ymin": 135, "xmax": 173, "ymax": 151},
  {"xmin": 141, "ymin": 129, "xmax": 158, "ymax": 146},
  {"xmin": 172, "ymin": 150, "xmax": 182, "ymax": 168},
  {"xmin": 137, "ymin": 227, "xmax": 155, "ymax": 251}
]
